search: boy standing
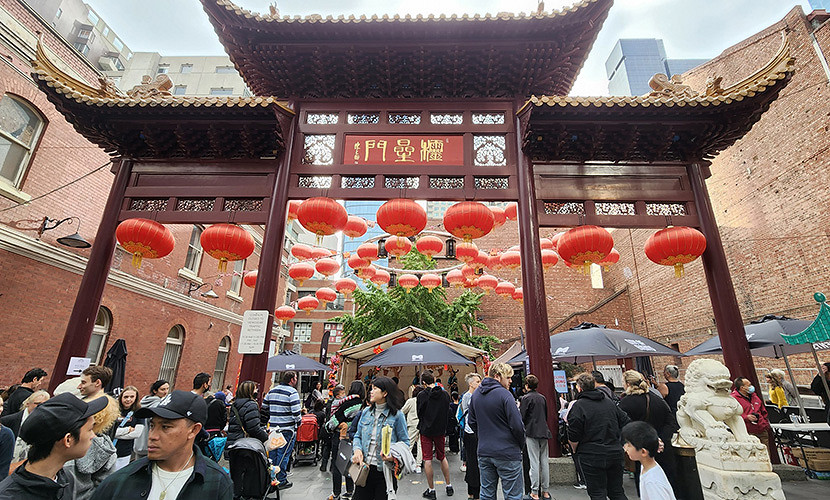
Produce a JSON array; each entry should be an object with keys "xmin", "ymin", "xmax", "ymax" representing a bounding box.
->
[{"xmin": 621, "ymin": 422, "xmax": 675, "ymax": 500}]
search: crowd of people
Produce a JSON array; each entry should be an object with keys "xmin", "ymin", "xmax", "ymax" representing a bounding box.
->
[{"xmin": 0, "ymin": 359, "xmax": 828, "ymax": 500}]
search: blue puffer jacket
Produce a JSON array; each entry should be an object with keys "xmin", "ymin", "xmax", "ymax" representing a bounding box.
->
[
  {"xmin": 469, "ymin": 377, "xmax": 525, "ymax": 461},
  {"xmin": 352, "ymin": 404, "xmax": 409, "ymax": 465}
]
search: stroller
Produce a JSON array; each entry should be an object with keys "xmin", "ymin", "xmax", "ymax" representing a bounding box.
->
[
  {"xmin": 293, "ymin": 413, "xmax": 320, "ymax": 466},
  {"xmin": 227, "ymin": 437, "xmax": 276, "ymax": 500}
]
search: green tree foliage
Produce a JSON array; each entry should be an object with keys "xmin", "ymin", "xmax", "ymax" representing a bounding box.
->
[{"xmin": 335, "ymin": 249, "xmax": 500, "ymax": 355}]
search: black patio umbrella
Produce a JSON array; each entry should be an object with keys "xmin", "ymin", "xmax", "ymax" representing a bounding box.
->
[
  {"xmin": 549, "ymin": 322, "xmax": 683, "ymax": 366},
  {"xmin": 103, "ymin": 338, "xmax": 127, "ymax": 394},
  {"xmin": 266, "ymin": 350, "xmax": 330, "ymax": 372},
  {"xmin": 360, "ymin": 336, "xmax": 474, "ymax": 367},
  {"xmin": 684, "ymin": 315, "xmax": 815, "ymax": 358}
]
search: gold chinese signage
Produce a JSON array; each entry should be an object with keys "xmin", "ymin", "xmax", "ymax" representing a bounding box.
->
[{"xmin": 343, "ymin": 135, "xmax": 464, "ymax": 165}]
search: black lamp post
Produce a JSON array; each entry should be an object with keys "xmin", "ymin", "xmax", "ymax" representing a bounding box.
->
[{"xmin": 37, "ymin": 216, "xmax": 91, "ymax": 248}]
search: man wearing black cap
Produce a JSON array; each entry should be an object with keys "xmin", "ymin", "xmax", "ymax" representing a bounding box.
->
[
  {"xmin": 0, "ymin": 393, "xmax": 105, "ymax": 499},
  {"xmin": 91, "ymin": 390, "xmax": 232, "ymax": 500}
]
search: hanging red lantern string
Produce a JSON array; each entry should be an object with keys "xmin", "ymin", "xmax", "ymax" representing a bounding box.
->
[
  {"xmin": 487, "ymin": 251, "xmax": 503, "ymax": 272},
  {"xmin": 315, "ymin": 287, "xmax": 337, "ymax": 307},
  {"xmin": 243, "ymin": 270, "xmax": 258, "ymax": 288},
  {"xmin": 455, "ymin": 242, "xmax": 478, "ymax": 264},
  {"xmin": 415, "ymin": 236, "xmax": 444, "ymax": 259},
  {"xmin": 358, "ymin": 265, "xmax": 377, "ymax": 281},
  {"xmin": 504, "ymin": 202, "xmax": 518, "ymax": 221},
  {"xmin": 461, "ymin": 264, "xmax": 477, "ymax": 281},
  {"xmin": 315, "ymin": 257, "xmax": 340, "ymax": 277},
  {"xmin": 541, "ymin": 249, "xmax": 559, "ymax": 271},
  {"xmin": 557, "ymin": 225, "xmax": 614, "ymax": 272},
  {"xmin": 200, "ymin": 223, "xmax": 255, "ymax": 272},
  {"xmin": 291, "ymin": 243, "xmax": 312, "ymax": 261},
  {"xmin": 500, "ymin": 250, "xmax": 521, "ymax": 270},
  {"xmin": 598, "ymin": 248, "xmax": 621, "ymax": 271},
  {"xmin": 490, "ymin": 206, "xmax": 507, "ymax": 227},
  {"xmin": 477, "ymin": 274, "xmax": 499, "ymax": 295},
  {"xmin": 357, "ymin": 242, "xmax": 379, "ymax": 261},
  {"xmin": 443, "ymin": 201, "xmax": 495, "ymax": 242},
  {"xmin": 288, "ymin": 261, "xmax": 315, "ymax": 286},
  {"xmin": 335, "ymin": 277, "xmax": 357, "ymax": 297},
  {"xmin": 298, "ymin": 296, "xmax": 319, "ymax": 315},
  {"xmin": 275, "ymin": 305, "xmax": 296, "ymax": 326},
  {"xmin": 116, "ymin": 218, "xmax": 175, "ymax": 268},
  {"xmin": 512, "ymin": 287, "xmax": 524, "ymax": 303},
  {"xmin": 472, "ymin": 251, "xmax": 489, "ymax": 270},
  {"xmin": 446, "ymin": 269, "xmax": 465, "ymax": 288},
  {"xmin": 464, "ymin": 278, "xmax": 478, "ymax": 289},
  {"xmin": 384, "ymin": 236, "xmax": 412, "ymax": 259},
  {"xmin": 297, "ymin": 197, "xmax": 348, "ymax": 242},
  {"xmin": 371, "ymin": 269, "xmax": 391, "ymax": 286},
  {"xmin": 540, "ymin": 238, "xmax": 554, "ymax": 251},
  {"xmin": 344, "ymin": 216, "xmax": 369, "ymax": 239},
  {"xmin": 287, "ymin": 200, "xmax": 301, "ymax": 223},
  {"xmin": 348, "ymin": 254, "xmax": 370, "ymax": 271},
  {"xmin": 376, "ymin": 199, "xmax": 427, "ymax": 238},
  {"xmin": 495, "ymin": 281, "xmax": 515, "ymax": 298},
  {"xmin": 398, "ymin": 274, "xmax": 419, "ymax": 293},
  {"xmin": 551, "ymin": 231, "xmax": 565, "ymax": 251},
  {"xmin": 644, "ymin": 226, "xmax": 707, "ymax": 278},
  {"xmin": 420, "ymin": 273, "xmax": 442, "ymax": 293},
  {"xmin": 311, "ymin": 247, "xmax": 332, "ymax": 260}
]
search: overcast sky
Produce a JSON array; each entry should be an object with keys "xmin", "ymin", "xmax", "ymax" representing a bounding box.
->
[{"xmin": 86, "ymin": 0, "xmax": 814, "ymax": 95}]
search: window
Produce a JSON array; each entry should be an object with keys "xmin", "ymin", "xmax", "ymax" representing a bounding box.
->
[
  {"xmin": 211, "ymin": 336, "xmax": 231, "ymax": 392},
  {"xmin": 159, "ymin": 325, "xmax": 184, "ymax": 385},
  {"xmin": 76, "ymin": 29, "xmax": 93, "ymax": 41},
  {"xmin": 73, "ymin": 43, "xmax": 90, "ymax": 55},
  {"xmin": 112, "ymin": 38, "xmax": 124, "ymax": 51},
  {"xmin": 157, "ymin": 66, "xmax": 169, "ymax": 74},
  {"xmin": 180, "ymin": 64, "xmax": 193, "ymax": 74},
  {"xmin": 112, "ymin": 58, "xmax": 124, "ymax": 71},
  {"xmin": 183, "ymin": 225, "xmax": 203, "ymax": 274},
  {"xmin": 173, "ymin": 85, "xmax": 187, "ymax": 96},
  {"xmin": 215, "ymin": 66, "xmax": 236, "ymax": 74},
  {"xmin": 87, "ymin": 10, "xmax": 99, "ymax": 25},
  {"xmin": 209, "ymin": 88, "xmax": 233, "ymax": 96},
  {"xmin": 56, "ymin": 8, "xmax": 62, "ymax": 18},
  {"xmin": 0, "ymin": 94, "xmax": 45, "ymax": 189},
  {"xmin": 86, "ymin": 307, "xmax": 111, "ymax": 364},
  {"xmin": 230, "ymin": 260, "xmax": 245, "ymax": 295},
  {"xmin": 102, "ymin": 26, "xmax": 109, "ymax": 37},
  {"xmin": 293, "ymin": 322, "xmax": 312, "ymax": 343},
  {"xmin": 325, "ymin": 322, "xmax": 343, "ymax": 344}
]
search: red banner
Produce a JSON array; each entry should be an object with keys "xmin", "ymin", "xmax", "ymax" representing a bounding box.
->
[{"xmin": 344, "ymin": 135, "xmax": 464, "ymax": 166}]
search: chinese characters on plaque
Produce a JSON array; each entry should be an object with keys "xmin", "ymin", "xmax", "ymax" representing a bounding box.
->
[{"xmin": 343, "ymin": 135, "xmax": 464, "ymax": 166}]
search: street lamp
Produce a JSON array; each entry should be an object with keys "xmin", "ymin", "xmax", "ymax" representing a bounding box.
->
[
  {"xmin": 187, "ymin": 282, "xmax": 219, "ymax": 299},
  {"xmin": 37, "ymin": 216, "xmax": 91, "ymax": 248}
]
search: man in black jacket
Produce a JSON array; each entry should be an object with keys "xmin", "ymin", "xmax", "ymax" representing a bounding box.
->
[
  {"xmin": 417, "ymin": 370, "xmax": 453, "ymax": 499},
  {"xmin": 567, "ymin": 373, "xmax": 630, "ymax": 500},
  {"xmin": 520, "ymin": 375, "xmax": 553, "ymax": 500},
  {"xmin": 1, "ymin": 368, "xmax": 47, "ymax": 418}
]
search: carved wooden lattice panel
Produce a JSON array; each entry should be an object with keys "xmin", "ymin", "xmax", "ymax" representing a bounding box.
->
[
  {"xmin": 347, "ymin": 113, "xmax": 380, "ymax": 124},
  {"xmin": 302, "ymin": 135, "xmax": 336, "ymax": 165},
  {"xmin": 646, "ymin": 203, "xmax": 687, "ymax": 216},
  {"xmin": 388, "ymin": 113, "xmax": 421, "ymax": 125},
  {"xmin": 544, "ymin": 202, "xmax": 585, "ymax": 215},
  {"xmin": 430, "ymin": 113, "xmax": 463, "ymax": 125},
  {"xmin": 385, "ymin": 176, "xmax": 420, "ymax": 189},
  {"xmin": 474, "ymin": 177, "xmax": 509, "ymax": 190},
  {"xmin": 129, "ymin": 199, "xmax": 168, "ymax": 211},
  {"xmin": 224, "ymin": 199, "xmax": 264, "ymax": 212},
  {"xmin": 473, "ymin": 135, "xmax": 507, "ymax": 166},
  {"xmin": 176, "ymin": 198, "xmax": 215, "ymax": 211},
  {"xmin": 472, "ymin": 113, "xmax": 505, "ymax": 125},
  {"xmin": 430, "ymin": 177, "xmax": 464, "ymax": 189},
  {"xmin": 595, "ymin": 202, "xmax": 636, "ymax": 216},
  {"xmin": 298, "ymin": 175, "xmax": 332, "ymax": 188},
  {"xmin": 306, "ymin": 113, "xmax": 339, "ymax": 125},
  {"xmin": 341, "ymin": 176, "xmax": 375, "ymax": 189}
]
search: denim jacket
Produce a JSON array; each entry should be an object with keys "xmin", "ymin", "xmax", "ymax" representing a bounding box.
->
[{"xmin": 352, "ymin": 405, "xmax": 409, "ymax": 465}]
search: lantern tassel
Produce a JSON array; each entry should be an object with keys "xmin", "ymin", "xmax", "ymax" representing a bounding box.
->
[
  {"xmin": 583, "ymin": 262, "xmax": 591, "ymax": 274},
  {"xmin": 218, "ymin": 258, "xmax": 228, "ymax": 273},
  {"xmin": 131, "ymin": 253, "xmax": 143, "ymax": 268},
  {"xmin": 674, "ymin": 263, "xmax": 684, "ymax": 278}
]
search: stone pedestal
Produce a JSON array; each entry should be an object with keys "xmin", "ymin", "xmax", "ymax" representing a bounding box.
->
[
  {"xmin": 548, "ymin": 457, "xmax": 577, "ymax": 485},
  {"xmin": 698, "ymin": 463, "xmax": 785, "ymax": 500}
]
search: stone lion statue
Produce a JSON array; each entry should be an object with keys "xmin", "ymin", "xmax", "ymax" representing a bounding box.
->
[{"xmin": 676, "ymin": 358, "xmax": 756, "ymax": 444}]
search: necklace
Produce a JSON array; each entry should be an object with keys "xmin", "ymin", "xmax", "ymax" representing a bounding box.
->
[{"xmin": 154, "ymin": 451, "xmax": 194, "ymax": 500}]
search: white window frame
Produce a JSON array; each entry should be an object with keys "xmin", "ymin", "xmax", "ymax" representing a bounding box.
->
[
  {"xmin": 325, "ymin": 322, "xmax": 343, "ymax": 344},
  {"xmin": 211, "ymin": 336, "xmax": 231, "ymax": 392},
  {"xmin": 157, "ymin": 66, "xmax": 169, "ymax": 74},
  {"xmin": 180, "ymin": 64, "xmax": 193, "ymax": 74},
  {"xmin": 0, "ymin": 94, "xmax": 45, "ymax": 192},
  {"xmin": 181, "ymin": 225, "xmax": 203, "ymax": 277},
  {"xmin": 230, "ymin": 259, "xmax": 244, "ymax": 294},
  {"xmin": 293, "ymin": 322, "xmax": 312, "ymax": 343},
  {"xmin": 159, "ymin": 325, "xmax": 184, "ymax": 385},
  {"xmin": 86, "ymin": 306, "xmax": 112, "ymax": 364},
  {"xmin": 173, "ymin": 85, "xmax": 187, "ymax": 95}
]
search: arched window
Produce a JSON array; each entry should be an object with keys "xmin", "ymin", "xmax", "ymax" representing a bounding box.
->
[
  {"xmin": 211, "ymin": 336, "xmax": 231, "ymax": 392},
  {"xmin": 0, "ymin": 94, "xmax": 45, "ymax": 189},
  {"xmin": 86, "ymin": 306, "xmax": 112, "ymax": 364},
  {"xmin": 159, "ymin": 325, "xmax": 185, "ymax": 385}
]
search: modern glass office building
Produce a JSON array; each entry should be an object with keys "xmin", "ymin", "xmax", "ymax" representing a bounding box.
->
[{"xmin": 605, "ymin": 39, "xmax": 708, "ymax": 96}]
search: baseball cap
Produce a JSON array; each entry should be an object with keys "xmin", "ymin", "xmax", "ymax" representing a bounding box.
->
[
  {"xmin": 135, "ymin": 390, "xmax": 207, "ymax": 425},
  {"xmin": 20, "ymin": 393, "xmax": 108, "ymax": 445}
]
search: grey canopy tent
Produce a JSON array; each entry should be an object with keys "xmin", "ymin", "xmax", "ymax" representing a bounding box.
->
[
  {"xmin": 549, "ymin": 322, "xmax": 683, "ymax": 368},
  {"xmin": 360, "ymin": 336, "xmax": 474, "ymax": 367},
  {"xmin": 267, "ymin": 350, "xmax": 330, "ymax": 372}
]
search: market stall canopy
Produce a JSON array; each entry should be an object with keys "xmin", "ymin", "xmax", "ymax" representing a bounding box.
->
[
  {"xmin": 361, "ymin": 336, "xmax": 474, "ymax": 367},
  {"xmin": 338, "ymin": 325, "xmax": 486, "ymax": 362},
  {"xmin": 492, "ymin": 342, "xmax": 524, "ymax": 366},
  {"xmin": 684, "ymin": 315, "xmax": 822, "ymax": 358},
  {"xmin": 549, "ymin": 322, "xmax": 682, "ymax": 363},
  {"xmin": 267, "ymin": 350, "xmax": 330, "ymax": 372},
  {"xmin": 781, "ymin": 294, "xmax": 830, "ymax": 346}
]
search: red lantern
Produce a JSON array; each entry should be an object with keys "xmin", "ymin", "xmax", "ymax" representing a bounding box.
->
[
  {"xmin": 557, "ymin": 225, "xmax": 614, "ymax": 271},
  {"xmin": 446, "ymin": 269, "xmax": 465, "ymax": 288},
  {"xmin": 495, "ymin": 281, "xmax": 515, "ymax": 297},
  {"xmin": 541, "ymin": 249, "xmax": 559, "ymax": 271},
  {"xmin": 490, "ymin": 206, "xmax": 507, "ymax": 227},
  {"xmin": 551, "ymin": 231, "xmax": 565, "ymax": 250},
  {"xmin": 243, "ymin": 270, "xmax": 257, "ymax": 288},
  {"xmin": 288, "ymin": 261, "xmax": 315, "ymax": 285},
  {"xmin": 505, "ymin": 202, "xmax": 518, "ymax": 221},
  {"xmin": 443, "ymin": 201, "xmax": 495, "ymax": 241},
  {"xmin": 500, "ymin": 250, "xmax": 521, "ymax": 270},
  {"xmin": 384, "ymin": 236, "xmax": 412, "ymax": 259},
  {"xmin": 420, "ymin": 273, "xmax": 442, "ymax": 293},
  {"xmin": 348, "ymin": 254, "xmax": 370, "ymax": 271},
  {"xmin": 512, "ymin": 287, "xmax": 524, "ymax": 303},
  {"xmin": 201, "ymin": 223, "xmax": 255, "ymax": 272},
  {"xmin": 275, "ymin": 305, "xmax": 296, "ymax": 325},
  {"xmin": 297, "ymin": 197, "xmax": 348, "ymax": 240},
  {"xmin": 344, "ymin": 216, "xmax": 368, "ymax": 239},
  {"xmin": 472, "ymin": 251, "xmax": 489, "ymax": 270},
  {"xmin": 477, "ymin": 274, "xmax": 499, "ymax": 295},
  {"xmin": 357, "ymin": 242, "xmax": 379, "ymax": 261},
  {"xmin": 455, "ymin": 242, "xmax": 478, "ymax": 264},
  {"xmin": 311, "ymin": 247, "xmax": 332, "ymax": 260},
  {"xmin": 461, "ymin": 265, "xmax": 477, "ymax": 281},
  {"xmin": 371, "ymin": 269, "xmax": 391, "ymax": 286},
  {"xmin": 376, "ymin": 199, "xmax": 427, "ymax": 238},
  {"xmin": 298, "ymin": 296, "xmax": 319, "ymax": 315},
  {"xmin": 116, "ymin": 218, "xmax": 174, "ymax": 268},
  {"xmin": 358, "ymin": 265, "xmax": 377, "ymax": 281},
  {"xmin": 540, "ymin": 238, "xmax": 554, "ymax": 251},
  {"xmin": 464, "ymin": 278, "xmax": 478, "ymax": 289},
  {"xmin": 335, "ymin": 277, "xmax": 357, "ymax": 297},
  {"xmin": 315, "ymin": 257, "xmax": 340, "ymax": 277},
  {"xmin": 287, "ymin": 200, "xmax": 301, "ymax": 222},
  {"xmin": 487, "ymin": 252, "xmax": 503, "ymax": 271},
  {"xmin": 291, "ymin": 243, "xmax": 312, "ymax": 261},
  {"xmin": 416, "ymin": 236, "xmax": 444, "ymax": 259},
  {"xmin": 598, "ymin": 248, "xmax": 621, "ymax": 270},
  {"xmin": 398, "ymin": 274, "xmax": 419, "ymax": 293},
  {"xmin": 644, "ymin": 226, "xmax": 707, "ymax": 278},
  {"xmin": 316, "ymin": 287, "xmax": 337, "ymax": 306}
]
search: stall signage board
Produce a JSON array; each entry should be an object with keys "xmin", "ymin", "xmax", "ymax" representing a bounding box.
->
[
  {"xmin": 344, "ymin": 135, "xmax": 464, "ymax": 165},
  {"xmin": 238, "ymin": 310, "xmax": 270, "ymax": 354},
  {"xmin": 553, "ymin": 370, "xmax": 568, "ymax": 393}
]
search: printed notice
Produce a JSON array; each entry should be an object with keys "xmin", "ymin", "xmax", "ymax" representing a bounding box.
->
[
  {"xmin": 67, "ymin": 357, "xmax": 91, "ymax": 376},
  {"xmin": 238, "ymin": 310, "xmax": 270, "ymax": 354},
  {"xmin": 553, "ymin": 370, "xmax": 568, "ymax": 393}
]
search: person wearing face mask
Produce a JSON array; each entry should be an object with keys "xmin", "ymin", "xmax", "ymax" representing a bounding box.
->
[{"xmin": 730, "ymin": 377, "xmax": 770, "ymax": 449}]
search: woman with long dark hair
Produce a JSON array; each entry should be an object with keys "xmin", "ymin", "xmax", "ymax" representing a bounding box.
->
[
  {"xmin": 227, "ymin": 380, "xmax": 269, "ymax": 499},
  {"xmin": 351, "ymin": 377, "xmax": 409, "ymax": 500},
  {"xmin": 326, "ymin": 380, "xmax": 366, "ymax": 500},
  {"xmin": 133, "ymin": 379, "xmax": 168, "ymax": 460},
  {"xmin": 112, "ymin": 386, "xmax": 143, "ymax": 471}
]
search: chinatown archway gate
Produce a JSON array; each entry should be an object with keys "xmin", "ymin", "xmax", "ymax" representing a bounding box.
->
[{"xmin": 31, "ymin": 0, "xmax": 794, "ymax": 458}]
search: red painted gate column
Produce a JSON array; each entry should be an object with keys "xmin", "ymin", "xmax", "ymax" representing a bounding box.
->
[
  {"xmin": 239, "ymin": 112, "xmax": 298, "ymax": 393},
  {"xmin": 514, "ymin": 115, "xmax": 560, "ymax": 457},
  {"xmin": 49, "ymin": 159, "xmax": 133, "ymax": 393}
]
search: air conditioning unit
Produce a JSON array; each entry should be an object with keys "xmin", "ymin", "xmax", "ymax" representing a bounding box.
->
[{"xmin": 97, "ymin": 56, "xmax": 118, "ymax": 71}]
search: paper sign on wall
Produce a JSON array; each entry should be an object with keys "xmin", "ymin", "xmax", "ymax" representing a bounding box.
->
[
  {"xmin": 553, "ymin": 370, "xmax": 568, "ymax": 393},
  {"xmin": 238, "ymin": 310, "xmax": 270, "ymax": 354},
  {"xmin": 67, "ymin": 357, "xmax": 91, "ymax": 376}
]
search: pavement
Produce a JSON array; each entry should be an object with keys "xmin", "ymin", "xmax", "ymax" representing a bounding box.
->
[{"xmin": 275, "ymin": 451, "xmax": 830, "ymax": 499}]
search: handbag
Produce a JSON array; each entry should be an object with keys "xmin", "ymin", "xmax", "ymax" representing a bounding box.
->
[
  {"xmin": 349, "ymin": 462, "xmax": 370, "ymax": 487},
  {"xmin": 334, "ymin": 439, "xmax": 352, "ymax": 476}
]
